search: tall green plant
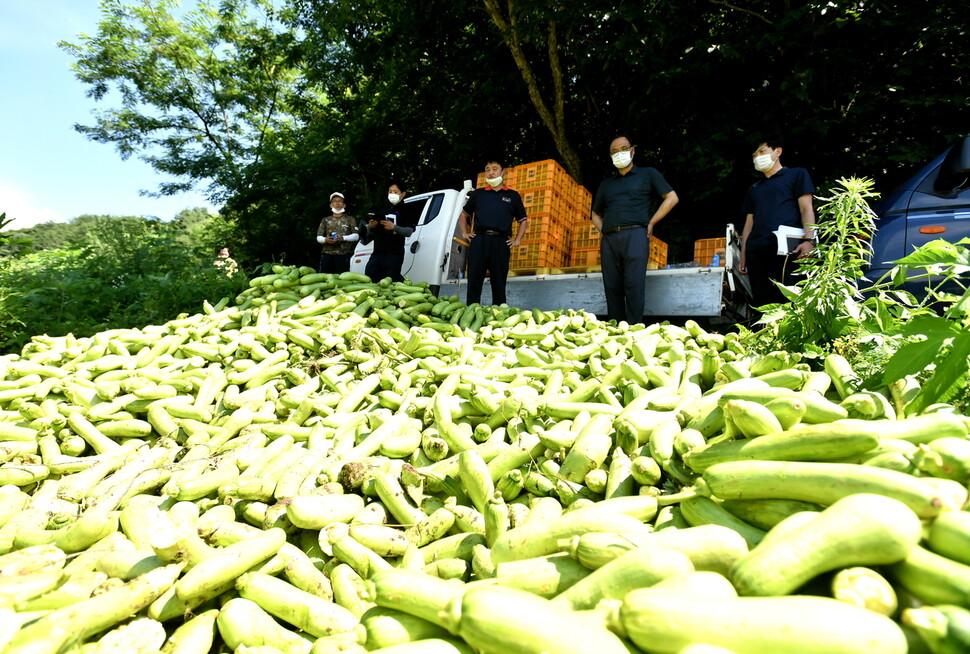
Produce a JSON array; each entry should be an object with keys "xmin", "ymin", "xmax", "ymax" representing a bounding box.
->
[
  {"xmin": 756, "ymin": 177, "xmax": 882, "ymax": 351},
  {"xmin": 741, "ymin": 177, "xmax": 970, "ymax": 412}
]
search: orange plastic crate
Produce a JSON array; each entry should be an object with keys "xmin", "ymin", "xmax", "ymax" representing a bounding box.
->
[
  {"xmin": 649, "ymin": 237, "xmax": 668, "ymax": 269},
  {"xmin": 569, "ymin": 246, "xmax": 601, "ymax": 267},
  {"xmin": 570, "ymin": 223, "xmax": 601, "ymax": 249},
  {"xmin": 524, "ymin": 210, "xmax": 569, "ymax": 244},
  {"xmin": 519, "ymin": 187, "xmax": 569, "ymax": 216},
  {"xmin": 694, "ymin": 237, "xmax": 726, "ymax": 266},
  {"xmin": 511, "ymin": 160, "xmax": 567, "ymax": 187},
  {"xmin": 510, "ymin": 240, "xmax": 568, "ymax": 270}
]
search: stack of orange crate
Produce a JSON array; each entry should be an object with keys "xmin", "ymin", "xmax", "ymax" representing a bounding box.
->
[
  {"xmin": 694, "ymin": 237, "xmax": 726, "ymax": 267},
  {"xmin": 474, "ymin": 162, "xmax": 670, "ymax": 271},
  {"xmin": 567, "ymin": 184, "xmax": 600, "ymax": 267},
  {"xmin": 648, "ymin": 237, "xmax": 668, "ymax": 270},
  {"xmin": 475, "ymin": 160, "xmax": 578, "ymax": 271}
]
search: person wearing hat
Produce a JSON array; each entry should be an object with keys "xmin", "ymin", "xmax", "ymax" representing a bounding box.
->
[
  {"xmin": 213, "ymin": 246, "xmax": 238, "ymax": 277},
  {"xmin": 316, "ymin": 192, "xmax": 359, "ymax": 274}
]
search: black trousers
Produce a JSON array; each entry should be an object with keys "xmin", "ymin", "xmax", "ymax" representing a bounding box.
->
[
  {"xmin": 600, "ymin": 227, "xmax": 648, "ymax": 324},
  {"xmin": 745, "ymin": 244, "xmax": 799, "ymax": 308},
  {"xmin": 465, "ymin": 234, "xmax": 510, "ymax": 306},
  {"xmin": 365, "ymin": 252, "xmax": 405, "ymax": 283},
  {"xmin": 318, "ymin": 252, "xmax": 352, "ymax": 275}
]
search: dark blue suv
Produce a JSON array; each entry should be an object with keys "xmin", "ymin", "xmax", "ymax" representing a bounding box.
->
[{"xmin": 868, "ymin": 136, "xmax": 970, "ymax": 297}]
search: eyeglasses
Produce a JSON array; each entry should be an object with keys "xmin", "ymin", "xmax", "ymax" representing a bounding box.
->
[{"xmin": 610, "ymin": 145, "xmax": 635, "ymax": 155}]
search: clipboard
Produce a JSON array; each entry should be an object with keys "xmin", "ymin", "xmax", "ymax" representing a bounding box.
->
[{"xmin": 774, "ymin": 225, "xmax": 806, "ymax": 255}]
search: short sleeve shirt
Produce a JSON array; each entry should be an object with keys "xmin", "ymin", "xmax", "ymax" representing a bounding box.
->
[
  {"xmin": 462, "ymin": 187, "xmax": 527, "ymax": 235},
  {"xmin": 742, "ymin": 167, "xmax": 815, "ymax": 249},
  {"xmin": 592, "ymin": 165, "xmax": 674, "ymax": 230}
]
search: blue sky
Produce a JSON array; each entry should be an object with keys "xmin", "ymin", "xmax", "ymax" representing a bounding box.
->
[{"xmin": 0, "ymin": 1, "xmax": 214, "ymax": 231}]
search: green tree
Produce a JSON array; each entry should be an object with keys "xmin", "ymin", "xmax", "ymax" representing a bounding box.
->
[
  {"xmin": 57, "ymin": 0, "xmax": 970, "ymax": 266},
  {"xmin": 59, "ymin": 0, "xmax": 302, "ymax": 200}
]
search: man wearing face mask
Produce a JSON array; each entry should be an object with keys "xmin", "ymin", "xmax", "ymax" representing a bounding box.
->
[
  {"xmin": 739, "ymin": 137, "xmax": 816, "ymax": 310},
  {"xmin": 591, "ymin": 135, "xmax": 679, "ymax": 324},
  {"xmin": 458, "ymin": 159, "xmax": 529, "ymax": 306},
  {"xmin": 316, "ymin": 192, "xmax": 360, "ymax": 274},
  {"xmin": 360, "ymin": 182, "xmax": 417, "ymax": 283}
]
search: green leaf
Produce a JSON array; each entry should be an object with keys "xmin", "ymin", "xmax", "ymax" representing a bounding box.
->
[
  {"xmin": 895, "ymin": 239, "xmax": 968, "ymax": 266},
  {"xmin": 881, "ymin": 336, "xmax": 946, "ymax": 386},
  {"xmin": 907, "ymin": 332, "xmax": 970, "ymax": 413},
  {"xmin": 899, "ymin": 315, "xmax": 963, "ymax": 340}
]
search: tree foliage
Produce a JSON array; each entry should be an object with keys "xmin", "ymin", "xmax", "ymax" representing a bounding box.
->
[
  {"xmin": 0, "ymin": 214, "xmax": 246, "ymax": 353},
  {"xmin": 0, "ymin": 208, "xmax": 230, "ymax": 260},
  {"xmin": 59, "ymin": 0, "xmax": 302, "ymax": 200},
  {"xmin": 59, "ymin": 0, "xmax": 970, "ymax": 267}
]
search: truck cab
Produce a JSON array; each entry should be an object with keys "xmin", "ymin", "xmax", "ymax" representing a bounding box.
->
[
  {"xmin": 350, "ymin": 183, "xmax": 474, "ymax": 294},
  {"xmin": 869, "ymin": 135, "xmax": 970, "ymax": 292}
]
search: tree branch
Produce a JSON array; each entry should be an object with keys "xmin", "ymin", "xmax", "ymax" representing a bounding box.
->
[
  {"xmin": 482, "ymin": 0, "xmax": 557, "ymax": 130},
  {"xmin": 548, "ymin": 20, "xmax": 566, "ymax": 136},
  {"xmin": 481, "ymin": 0, "xmax": 583, "ymax": 181},
  {"xmin": 707, "ymin": 0, "xmax": 774, "ymax": 25}
]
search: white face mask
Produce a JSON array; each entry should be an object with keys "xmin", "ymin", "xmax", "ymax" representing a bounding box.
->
[
  {"xmin": 388, "ymin": 193, "xmax": 401, "ymax": 205},
  {"xmin": 332, "ymin": 207, "xmax": 345, "ymax": 214},
  {"xmin": 753, "ymin": 153, "xmax": 775, "ymax": 172},
  {"xmin": 485, "ymin": 176, "xmax": 503, "ymax": 187},
  {"xmin": 611, "ymin": 151, "xmax": 633, "ymax": 169}
]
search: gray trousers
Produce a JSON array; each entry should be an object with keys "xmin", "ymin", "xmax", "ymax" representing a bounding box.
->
[{"xmin": 600, "ymin": 227, "xmax": 648, "ymax": 323}]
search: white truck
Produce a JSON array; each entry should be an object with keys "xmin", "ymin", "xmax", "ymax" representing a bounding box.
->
[{"xmin": 350, "ymin": 182, "xmax": 751, "ymax": 323}]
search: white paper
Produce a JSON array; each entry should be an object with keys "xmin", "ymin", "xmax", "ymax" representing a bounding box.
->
[{"xmin": 774, "ymin": 225, "xmax": 806, "ymax": 255}]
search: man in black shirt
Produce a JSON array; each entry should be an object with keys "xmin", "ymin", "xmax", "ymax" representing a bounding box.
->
[
  {"xmin": 458, "ymin": 159, "xmax": 529, "ymax": 306},
  {"xmin": 591, "ymin": 136, "xmax": 679, "ymax": 324},
  {"xmin": 740, "ymin": 137, "xmax": 816, "ymax": 308}
]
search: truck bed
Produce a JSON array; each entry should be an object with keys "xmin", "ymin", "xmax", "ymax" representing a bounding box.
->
[{"xmin": 440, "ymin": 265, "xmax": 743, "ymax": 319}]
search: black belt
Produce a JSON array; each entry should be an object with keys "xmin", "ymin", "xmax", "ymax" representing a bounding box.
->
[
  {"xmin": 478, "ymin": 229, "xmax": 509, "ymax": 238},
  {"xmin": 602, "ymin": 224, "xmax": 646, "ymax": 235}
]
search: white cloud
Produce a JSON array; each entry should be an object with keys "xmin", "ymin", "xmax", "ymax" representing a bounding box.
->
[{"xmin": 0, "ymin": 180, "xmax": 66, "ymax": 231}]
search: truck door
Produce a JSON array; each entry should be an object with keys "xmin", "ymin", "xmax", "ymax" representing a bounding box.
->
[{"xmin": 400, "ymin": 192, "xmax": 446, "ymax": 282}]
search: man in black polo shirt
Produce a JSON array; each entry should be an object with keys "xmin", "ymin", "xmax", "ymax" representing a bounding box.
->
[
  {"xmin": 458, "ymin": 159, "xmax": 529, "ymax": 306},
  {"xmin": 740, "ymin": 137, "xmax": 816, "ymax": 309},
  {"xmin": 591, "ymin": 136, "xmax": 679, "ymax": 324}
]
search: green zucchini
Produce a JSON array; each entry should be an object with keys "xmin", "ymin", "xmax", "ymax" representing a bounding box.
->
[
  {"xmin": 440, "ymin": 583, "xmax": 631, "ymax": 654},
  {"xmin": 683, "ymin": 422, "xmax": 879, "ymax": 473},
  {"xmin": 698, "ymin": 460, "xmax": 948, "ymax": 518},
  {"xmin": 730, "ymin": 493, "xmax": 921, "ymax": 597},
  {"xmin": 614, "ymin": 593, "xmax": 907, "ymax": 654},
  {"xmin": 928, "ymin": 510, "xmax": 970, "ymax": 565},
  {"xmin": 888, "ymin": 544, "xmax": 970, "ymax": 607},
  {"xmin": 490, "ymin": 506, "xmax": 652, "ymax": 564},
  {"xmin": 550, "ymin": 546, "xmax": 693, "ymax": 610}
]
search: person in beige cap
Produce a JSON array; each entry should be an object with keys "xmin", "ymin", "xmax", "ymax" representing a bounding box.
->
[{"xmin": 316, "ymin": 192, "xmax": 359, "ymax": 273}]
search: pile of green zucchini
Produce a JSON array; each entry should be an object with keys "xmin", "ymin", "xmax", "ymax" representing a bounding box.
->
[{"xmin": 1, "ymin": 264, "xmax": 968, "ymax": 654}]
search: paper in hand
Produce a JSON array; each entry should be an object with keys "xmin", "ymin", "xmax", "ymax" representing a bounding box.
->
[{"xmin": 774, "ymin": 225, "xmax": 806, "ymax": 255}]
